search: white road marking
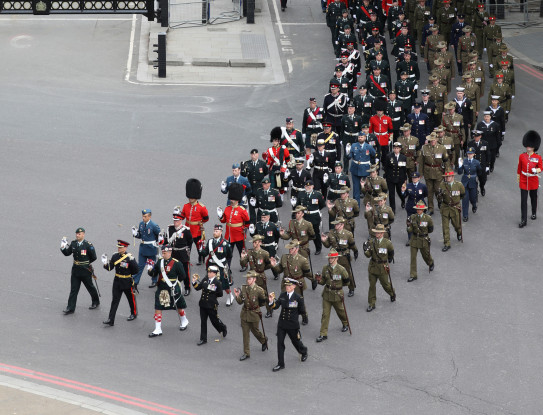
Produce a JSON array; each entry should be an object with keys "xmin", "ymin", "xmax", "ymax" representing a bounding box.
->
[
  {"xmin": 287, "ymin": 58, "xmax": 293, "ymax": 73},
  {"xmin": 279, "ymin": 22, "xmax": 327, "ymax": 25},
  {"xmin": 125, "ymin": 14, "xmax": 137, "ymax": 82},
  {"xmin": 270, "ymin": 0, "xmax": 284, "ymax": 35},
  {"xmin": 0, "ymin": 17, "xmax": 133, "ymax": 20},
  {"xmin": 10, "ymin": 34, "xmax": 32, "ymax": 48}
]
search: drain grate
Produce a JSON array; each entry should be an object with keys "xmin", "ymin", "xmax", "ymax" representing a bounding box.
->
[{"xmin": 241, "ymin": 33, "xmax": 270, "ymax": 59}]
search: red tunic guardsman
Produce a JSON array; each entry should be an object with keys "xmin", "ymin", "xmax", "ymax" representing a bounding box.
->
[
  {"xmin": 218, "ymin": 183, "xmax": 251, "ymax": 258},
  {"xmin": 517, "ymin": 130, "xmax": 542, "ymax": 228},
  {"xmin": 369, "ymin": 98, "xmax": 394, "ymax": 162},
  {"xmin": 179, "ymin": 178, "xmax": 209, "ymax": 265},
  {"xmin": 263, "ymin": 126, "xmax": 291, "ymax": 192}
]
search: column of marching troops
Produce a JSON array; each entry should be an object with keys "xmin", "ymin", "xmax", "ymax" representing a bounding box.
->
[{"xmin": 59, "ymin": 0, "xmax": 542, "ymax": 373}]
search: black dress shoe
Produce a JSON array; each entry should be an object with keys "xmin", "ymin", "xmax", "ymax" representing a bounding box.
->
[
  {"xmin": 457, "ymin": 233, "xmax": 463, "ymax": 242},
  {"xmin": 301, "ymin": 353, "xmax": 308, "ymax": 362},
  {"xmin": 222, "ymin": 327, "xmax": 227, "ymax": 337},
  {"xmin": 390, "ymin": 294, "xmax": 396, "ymax": 302},
  {"xmin": 149, "ymin": 282, "xmax": 157, "ymax": 288},
  {"xmin": 196, "ymin": 260, "xmax": 202, "ymax": 266},
  {"xmin": 103, "ymin": 319, "xmax": 114, "ymax": 326},
  {"xmin": 265, "ymin": 311, "xmax": 273, "ymax": 318},
  {"xmin": 316, "ymin": 335, "xmax": 327, "ymax": 342},
  {"xmin": 472, "ymin": 206, "xmax": 477, "ymax": 213},
  {"xmin": 63, "ymin": 309, "xmax": 74, "ymax": 315},
  {"xmin": 405, "ymin": 241, "xmax": 410, "ymax": 246},
  {"xmin": 347, "ymin": 290, "xmax": 354, "ymax": 297},
  {"xmin": 490, "ymin": 167, "xmax": 494, "ymax": 172},
  {"xmin": 301, "ymin": 316, "xmax": 308, "ymax": 325},
  {"xmin": 89, "ymin": 303, "xmax": 99, "ymax": 310},
  {"xmin": 519, "ymin": 221, "xmax": 527, "ymax": 228},
  {"xmin": 442, "ymin": 245, "xmax": 450, "ymax": 252},
  {"xmin": 262, "ymin": 341, "xmax": 268, "ymax": 351},
  {"xmin": 239, "ymin": 354, "xmax": 250, "ymax": 361},
  {"xmin": 149, "ymin": 332, "xmax": 162, "ymax": 338},
  {"xmin": 429, "ymin": 263, "xmax": 434, "ymax": 272},
  {"xmin": 273, "ymin": 275, "xmax": 279, "ymax": 280},
  {"xmin": 311, "ymin": 280, "xmax": 318, "ymax": 290},
  {"xmin": 531, "ymin": 214, "xmax": 537, "ymax": 220},
  {"xmin": 197, "ymin": 339, "xmax": 207, "ymax": 345},
  {"xmin": 366, "ymin": 305, "xmax": 375, "ymax": 312},
  {"xmin": 407, "ymin": 277, "xmax": 417, "ymax": 282},
  {"xmin": 341, "ymin": 325, "xmax": 349, "ymax": 332},
  {"xmin": 240, "ymin": 266, "xmax": 248, "ymax": 272},
  {"xmin": 495, "ymin": 153, "xmax": 499, "ymax": 158},
  {"xmin": 272, "ymin": 365, "xmax": 285, "ymax": 372},
  {"xmin": 481, "ymin": 188, "xmax": 485, "ymax": 196},
  {"xmin": 184, "ymin": 289, "xmax": 190, "ymax": 296},
  {"xmin": 401, "ymin": 200, "xmax": 405, "ymax": 208},
  {"xmin": 314, "ymin": 250, "xmax": 321, "ymax": 255},
  {"xmin": 463, "ymin": 217, "xmax": 468, "ymax": 222},
  {"xmin": 127, "ymin": 314, "xmax": 137, "ymax": 321},
  {"xmin": 134, "ymin": 284, "xmax": 139, "ymax": 294}
]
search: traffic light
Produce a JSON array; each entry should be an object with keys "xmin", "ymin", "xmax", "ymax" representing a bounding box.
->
[{"xmin": 153, "ymin": 32, "xmax": 166, "ymax": 78}]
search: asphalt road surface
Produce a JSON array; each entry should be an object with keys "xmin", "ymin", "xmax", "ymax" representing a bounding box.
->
[{"xmin": 0, "ymin": 4, "xmax": 542, "ymax": 415}]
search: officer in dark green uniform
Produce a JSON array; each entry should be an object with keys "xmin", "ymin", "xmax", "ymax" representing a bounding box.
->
[
  {"xmin": 234, "ymin": 271, "xmax": 268, "ymax": 361},
  {"xmin": 341, "ymin": 102, "xmax": 363, "ymax": 173},
  {"xmin": 60, "ymin": 227, "xmax": 100, "ymax": 314},
  {"xmin": 242, "ymin": 149, "xmax": 269, "ymax": 225},
  {"xmin": 251, "ymin": 176, "xmax": 282, "ymax": 224},
  {"xmin": 298, "ymin": 181, "xmax": 326, "ymax": 255},
  {"xmin": 327, "ymin": 186, "xmax": 359, "ymax": 232},
  {"xmin": 315, "ymin": 249, "xmax": 350, "ymax": 342},
  {"xmin": 363, "ymin": 224, "xmax": 395, "ymax": 312}
]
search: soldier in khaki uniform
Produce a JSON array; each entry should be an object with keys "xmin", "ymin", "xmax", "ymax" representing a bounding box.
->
[
  {"xmin": 462, "ymin": 0, "xmax": 478, "ymax": 27},
  {"xmin": 436, "ymin": 125, "xmax": 456, "ymax": 168},
  {"xmin": 418, "ymin": 133, "xmax": 449, "ymax": 214},
  {"xmin": 240, "ymin": 235, "xmax": 273, "ymax": 317},
  {"xmin": 487, "ymin": 35, "xmax": 505, "ymax": 77},
  {"xmin": 433, "ymin": 58, "xmax": 452, "ymax": 94},
  {"xmin": 437, "ymin": 0, "xmax": 456, "ymax": 45},
  {"xmin": 406, "ymin": 201, "xmax": 435, "ymax": 281},
  {"xmin": 364, "ymin": 193, "xmax": 395, "ymax": 238},
  {"xmin": 437, "ymin": 170, "xmax": 465, "ymax": 251},
  {"xmin": 280, "ymin": 205, "xmax": 315, "ymax": 259},
  {"xmin": 315, "ymin": 249, "xmax": 350, "ymax": 342},
  {"xmin": 461, "ymin": 72, "xmax": 481, "ymax": 115},
  {"xmin": 435, "ymin": 41, "xmax": 456, "ymax": 79},
  {"xmin": 488, "ymin": 72, "xmax": 512, "ymax": 119},
  {"xmin": 362, "ymin": 164, "xmax": 388, "ymax": 206},
  {"xmin": 471, "ymin": 4, "xmax": 488, "ymax": 57},
  {"xmin": 483, "ymin": 16, "xmax": 502, "ymax": 52},
  {"xmin": 424, "ymin": 26, "xmax": 445, "ymax": 67},
  {"xmin": 427, "ymin": 75, "xmax": 447, "ymax": 124},
  {"xmin": 363, "ymin": 224, "xmax": 395, "ymax": 311},
  {"xmin": 327, "ymin": 186, "xmax": 360, "ymax": 232},
  {"xmin": 456, "ymin": 26, "xmax": 477, "ymax": 74},
  {"xmin": 270, "ymin": 239, "xmax": 313, "ymax": 324},
  {"xmin": 414, "ymin": 0, "xmax": 432, "ymax": 52},
  {"xmin": 442, "ymin": 101, "xmax": 465, "ymax": 166},
  {"xmin": 234, "ymin": 271, "xmax": 268, "ymax": 361},
  {"xmin": 398, "ymin": 123, "xmax": 420, "ymax": 181},
  {"xmin": 498, "ymin": 60, "xmax": 515, "ymax": 96},
  {"xmin": 321, "ymin": 217, "xmax": 358, "ymax": 297},
  {"xmin": 466, "ymin": 59, "xmax": 485, "ymax": 97}
]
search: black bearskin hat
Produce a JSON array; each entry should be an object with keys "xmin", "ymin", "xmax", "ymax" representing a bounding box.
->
[
  {"xmin": 228, "ymin": 182, "xmax": 244, "ymax": 202},
  {"xmin": 523, "ymin": 130, "xmax": 541, "ymax": 151},
  {"xmin": 186, "ymin": 178, "xmax": 202, "ymax": 199},
  {"xmin": 270, "ymin": 126, "xmax": 282, "ymax": 142}
]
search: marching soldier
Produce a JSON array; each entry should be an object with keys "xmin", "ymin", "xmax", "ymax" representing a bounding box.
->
[
  {"xmin": 487, "ymin": 35, "xmax": 505, "ymax": 77},
  {"xmin": 280, "ymin": 205, "xmax": 316, "ymax": 260},
  {"xmin": 131, "ymin": 209, "xmax": 160, "ymax": 288},
  {"xmin": 471, "ymin": 3, "xmax": 488, "ymax": 57},
  {"xmin": 451, "ymin": 14, "xmax": 467, "ymax": 75},
  {"xmin": 418, "ymin": 132, "xmax": 449, "ymax": 215},
  {"xmin": 242, "ymin": 149, "xmax": 269, "ymax": 225},
  {"xmin": 384, "ymin": 142, "xmax": 407, "ymax": 213},
  {"xmin": 362, "ymin": 164, "xmax": 388, "ymax": 206},
  {"xmin": 315, "ymin": 249, "xmax": 350, "ymax": 342},
  {"xmin": 442, "ymin": 101, "xmax": 465, "ymax": 166},
  {"xmin": 234, "ymin": 271, "xmax": 268, "ymax": 361},
  {"xmin": 263, "ymin": 127, "xmax": 291, "ymax": 191},
  {"xmin": 147, "ymin": 244, "xmax": 189, "ymax": 337},
  {"xmin": 289, "ymin": 158, "xmax": 311, "ymax": 201},
  {"xmin": 353, "ymin": 86, "xmax": 375, "ymax": 125},
  {"xmin": 327, "ymin": 186, "xmax": 359, "ymax": 232},
  {"xmin": 487, "ymin": 72, "xmax": 512, "ymax": 122},
  {"xmin": 321, "ymin": 217, "xmax": 358, "ymax": 297},
  {"xmin": 362, "ymin": 223, "xmax": 395, "ymax": 312},
  {"xmin": 437, "ymin": 0, "xmax": 456, "ymax": 45},
  {"xmin": 220, "ymin": 163, "xmax": 252, "ymax": 205},
  {"xmin": 467, "ymin": 59, "xmax": 485, "ymax": 97},
  {"xmin": 401, "ymin": 172, "xmax": 428, "ymax": 244},
  {"xmin": 407, "ymin": 103, "xmax": 431, "ymax": 147},
  {"xmin": 369, "ymin": 98, "xmax": 394, "ymax": 162},
  {"xmin": 101, "ymin": 240, "xmax": 138, "ymax": 326},
  {"xmin": 302, "ymin": 98, "xmax": 324, "ymax": 152},
  {"xmin": 341, "ymin": 103, "xmax": 363, "ymax": 173},
  {"xmin": 346, "ymin": 131, "xmax": 376, "ymax": 205},
  {"xmin": 386, "ymin": 90, "xmax": 406, "ymax": 140},
  {"xmin": 432, "ymin": 58, "xmax": 452, "ymax": 94},
  {"xmin": 317, "ymin": 121, "xmax": 342, "ymax": 173},
  {"xmin": 298, "ymin": 181, "xmax": 326, "ymax": 253},
  {"xmin": 364, "ymin": 193, "xmax": 395, "ymax": 238},
  {"xmin": 436, "ymin": 170, "xmax": 465, "ymax": 251},
  {"xmin": 199, "ymin": 225, "xmax": 234, "ymax": 306},
  {"xmin": 435, "ymin": 41, "xmax": 456, "ymax": 79},
  {"xmin": 365, "ymin": 66, "xmax": 389, "ymax": 101},
  {"xmin": 413, "ymin": 0, "xmax": 431, "ymax": 51},
  {"xmin": 179, "ymin": 178, "xmax": 209, "ymax": 266},
  {"xmin": 270, "ymin": 240, "xmax": 313, "ymax": 325},
  {"xmin": 394, "ymin": 70, "xmax": 418, "ymax": 114},
  {"xmin": 483, "ymin": 16, "xmax": 501, "ymax": 54},
  {"xmin": 462, "ymin": 0, "xmax": 478, "ymax": 27},
  {"xmin": 435, "ymin": 125, "xmax": 456, "ymax": 168},
  {"xmin": 461, "ymin": 72, "xmax": 481, "ymax": 116},
  {"xmin": 327, "ymin": 161, "xmax": 351, "ymax": 204},
  {"xmin": 310, "ymin": 139, "xmax": 330, "ymax": 197},
  {"xmin": 323, "ymin": 81, "xmax": 348, "ymax": 134},
  {"xmin": 426, "ymin": 75, "xmax": 447, "ymax": 128},
  {"xmin": 486, "ymin": 95, "xmax": 506, "ymax": 146},
  {"xmin": 251, "ymin": 176, "xmax": 282, "ymax": 224},
  {"xmin": 281, "ymin": 118, "xmax": 305, "ymax": 161},
  {"xmin": 456, "ymin": 26, "xmax": 477, "ymax": 74},
  {"xmin": 458, "ymin": 147, "xmax": 482, "ymax": 222},
  {"xmin": 192, "ymin": 265, "xmax": 227, "ymax": 345},
  {"xmin": 454, "ymin": 87, "xmax": 474, "ymax": 142},
  {"xmin": 517, "ymin": 131, "xmax": 542, "ymax": 228},
  {"xmin": 424, "ymin": 26, "xmax": 444, "ymax": 69},
  {"xmin": 420, "ymin": 89, "xmax": 438, "ymax": 132},
  {"xmin": 476, "ymin": 110, "xmax": 502, "ymax": 172},
  {"xmin": 467, "ymin": 130, "xmax": 490, "ymax": 196},
  {"xmin": 406, "ymin": 201, "xmax": 434, "ymax": 282},
  {"xmin": 60, "ymin": 227, "xmax": 100, "ymax": 314},
  {"xmin": 240, "ymin": 235, "xmax": 273, "ymax": 318},
  {"xmin": 398, "ymin": 123, "xmax": 420, "ymax": 181},
  {"xmin": 268, "ymin": 278, "xmax": 308, "ymax": 372},
  {"xmin": 165, "ymin": 212, "xmax": 193, "ymax": 296},
  {"xmin": 250, "ymin": 210, "xmax": 281, "ymax": 277}
]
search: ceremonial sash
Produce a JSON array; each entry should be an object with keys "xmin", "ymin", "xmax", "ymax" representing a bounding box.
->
[
  {"xmin": 327, "ymin": 95, "xmax": 343, "ymax": 110},
  {"xmin": 281, "ymin": 127, "xmax": 301, "ymax": 153},
  {"xmin": 160, "ymin": 259, "xmax": 176, "ymax": 287},
  {"xmin": 370, "ymin": 75, "xmax": 387, "ymax": 96},
  {"xmin": 113, "ymin": 254, "xmax": 129, "ymax": 266},
  {"xmin": 324, "ymin": 132, "xmax": 335, "ymax": 144},
  {"xmin": 209, "ymin": 239, "xmax": 227, "ymax": 268}
]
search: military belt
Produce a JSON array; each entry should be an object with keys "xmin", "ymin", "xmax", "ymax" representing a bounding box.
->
[
  {"xmin": 262, "ymin": 242, "xmax": 278, "ymax": 247},
  {"xmin": 398, "ymin": 95, "xmax": 411, "ymax": 100},
  {"xmin": 414, "ymin": 233, "xmax": 428, "ymax": 237},
  {"xmin": 408, "ymin": 74, "xmax": 416, "ymax": 78},
  {"xmin": 307, "ymin": 210, "xmax": 320, "ymax": 214},
  {"xmin": 522, "ymin": 171, "xmax": 538, "ymax": 177},
  {"xmin": 292, "ymin": 186, "xmax": 305, "ymax": 192},
  {"xmin": 344, "ymin": 132, "xmax": 358, "ymax": 136},
  {"xmin": 329, "ymin": 114, "xmax": 342, "ymax": 117},
  {"xmin": 186, "ymin": 220, "xmax": 200, "ymax": 225},
  {"xmin": 371, "ymin": 259, "xmax": 387, "ymax": 264},
  {"xmin": 227, "ymin": 223, "xmax": 244, "ymax": 228},
  {"xmin": 173, "ymin": 246, "xmax": 189, "ymax": 251},
  {"xmin": 314, "ymin": 166, "xmax": 328, "ymax": 170},
  {"xmin": 259, "ymin": 208, "xmax": 277, "ymax": 214},
  {"xmin": 73, "ymin": 261, "xmax": 90, "ymax": 265},
  {"xmin": 353, "ymin": 160, "xmax": 371, "ymax": 164},
  {"xmin": 325, "ymin": 149, "xmax": 337, "ymax": 152},
  {"xmin": 375, "ymin": 132, "xmax": 388, "ymax": 135},
  {"xmin": 392, "ymin": 117, "xmax": 401, "ymax": 121},
  {"xmin": 425, "ymin": 163, "xmax": 442, "ymax": 168},
  {"xmin": 328, "ymin": 188, "xmax": 342, "ymax": 193},
  {"xmin": 243, "ymin": 306, "xmax": 260, "ymax": 312},
  {"xmin": 325, "ymin": 285, "xmax": 342, "ymax": 290},
  {"xmin": 115, "ymin": 273, "xmax": 132, "ymax": 279},
  {"xmin": 141, "ymin": 241, "xmax": 158, "ymax": 246},
  {"xmin": 288, "ymin": 275, "xmax": 303, "ymax": 280}
]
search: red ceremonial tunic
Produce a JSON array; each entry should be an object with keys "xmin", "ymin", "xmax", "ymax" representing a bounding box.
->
[
  {"xmin": 263, "ymin": 145, "xmax": 290, "ymax": 172},
  {"xmin": 517, "ymin": 152, "xmax": 542, "ymax": 191},
  {"xmin": 220, "ymin": 205, "xmax": 250, "ymax": 243},
  {"xmin": 180, "ymin": 201, "xmax": 209, "ymax": 238},
  {"xmin": 369, "ymin": 114, "xmax": 393, "ymax": 147}
]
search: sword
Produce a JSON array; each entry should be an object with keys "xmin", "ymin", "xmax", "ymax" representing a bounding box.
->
[
  {"xmin": 90, "ymin": 265, "xmax": 101, "ymax": 297},
  {"xmin": 340, "ymin": 294, "xmax": 352, "ymax": 335},
  {"xmin": 345, "ymin": 253, "xmax": 357, "ymax": 289},
  {"xmin": 385, "ymin": 262, "xmax": 394, "ymax": 295}
]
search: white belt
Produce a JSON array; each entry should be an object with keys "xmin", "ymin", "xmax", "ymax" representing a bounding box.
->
[
  {"xmin": 325, "ymin": 149, "xmax": 337, "ymax": 152},
  {"xmin": 344, "ymin": 132, "xmax": 358, "ymax": 136},
  {"xmin": 314, "ymin": 166, "xmax": 328, "ymax": 170},
  {"xmin": 309, "ymin": 123, "xmax": 323, "ymax": 128},
  {"xmin": 141, "ymin": 241, "xmax": 158, "ymax": 246},
  {"xmin": 259, "ymin": 208, "xmax": 277, "ymax": 213},
  {"xmin": 408, "ymin": 74, "xmax": 416, "ymax": 78},
  {"xmin": 398, "ymin": 95, "xmax": 411, "ymax": 100},
  {"xmin": 329, "ymin": 114, "xmax": 342, "ymax": 117},
  {"xmin": 353, "ymin": 160, "xmax": 371, "ymax": 164},
  {"xmin": 375, "ymin": 132, "xmax": 389, "ymax": 135},
  {"xmin": 392, "ymin": 117, "xmax": 401, "ymax": 121},
  {"xmin": 292, "ymin": 186, "xmax": 305, "ymax": 191},
  {"xmin": 307, "ymin": 210, "xmax": 320, "ymax": 214},
  {"xmin": 521, "ymin": 171, "xmax": 539, "ymax": 177},
  {"xmin": 329, "ymin": 188, "xmax": 342, "ymax": 193},
  {"xmin": 262, "ymin": 242, "xmax": 278, "ymax": 247}
]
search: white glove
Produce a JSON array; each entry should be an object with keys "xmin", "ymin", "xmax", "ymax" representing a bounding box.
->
[
  {"xmin": 506, "ymin": 111, "xmax": 510, "ymax": 114},
  {"xmin": 512, "ymin": 95, "xmax": 515, "ymax": 99},
  {"xmin": 375, "ymin": 158, "xmax": 379, "ymax": 164},
  {"xmin": 284, "ymin": 168, "xmax": 290, "ymax": 178},
  {"xmin": 323, "ymin": 173, "xmax": 329, "ymax": 184},
  {"xmin": 220, "ymin": 180, "xmax": 227, "ymax": 192},
  {"xmin": 176, "ymin": 229, "xmax": 184, "ymax": 238},
  {"xmin": 242, "ymin": 196, "xmax": 248, "ymax": 205},
  {"xmin": 483, "ymin": 48, "xmax": 487, "ymax": 52},
  {"xmin": 249, "ymin": 197, "xmax": 256, "ymax": 207},
  {"xmin": 131, "ymin": 226, "xmax": 138, "ymax": 237},
  {"xmin": 346, "ymin": 143, "xmax": 351, "ymax": 155},
  {"xmin": 249, "ymin": 224, "xmax": 255, "ymax": 234},
  {"xmin": 486, "ymin": 167, "xmax": 490, "ymax": 173},
  {"xmin": 532, "ymin": 168, "xmax": 538, "ymax": 173},
  {"xmin": 290, "ymin": 196, "xmax": 297, "ymax": 208},
  {"xmin": 60, "ymin": 237, "xmax": 68, "ymax": 249},
  {"xmin": 217, "ymin": 206, "xmax": 223, "ymax": 218},
  {"xmin": 172, "ymin": 206, "xmax": 181, "ymax": 215},
  {"xmin": 308, "ymin": 154, "xmax": 314, "ymax": 164},
  {"xmin": 158, "ymin": 233, "xmax": 165, "ymax": 244},
  {"xmin": 414, "ymin": 84, "xmax": 419, "ymax": 90},
  {"xmin": 489, "ymin": 64, "xmax": 493, "ymax": 68},
  {"xmin": 101, "ymin": 254, "xmax": 108, "ymax": 265},
  {"xmin": 458, "ymin": 158, "xmax": 463, "ymax": 167},
  {"xmin": 147, "ymin": 263, "xmax": 154, "ymax": 271},
  {"xmin": 302, "ymin": 133, "xmax": 306, "ymax": 140}
]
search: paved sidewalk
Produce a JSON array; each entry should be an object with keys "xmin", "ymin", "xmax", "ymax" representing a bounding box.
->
[{"xmin": 135, "ymin": 0, "xmax": 285, "ymax": 85}]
